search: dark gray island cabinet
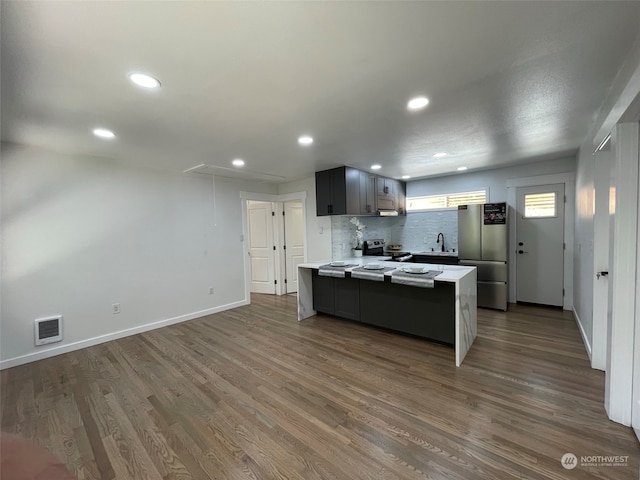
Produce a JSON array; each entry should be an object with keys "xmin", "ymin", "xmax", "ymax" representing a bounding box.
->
[
  {"xmin": 299, "ymin": 261, "xmax": 478, "ymax": 366},
  {"xmin": 311, "ymin": 270, "xmax": 455, "ymax": 344},
  {"xmin": 311, "ymin": 271, "xmax": 360, "ymax": 321}
]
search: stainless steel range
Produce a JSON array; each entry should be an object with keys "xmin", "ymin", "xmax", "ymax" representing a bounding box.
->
[
  {"xmin": 363, "ymin": 239, "xmax": 412, "ymax": 261},
  {"xmin": 362, "ymin": 239, "xmax": 385, "ymax": 256}
]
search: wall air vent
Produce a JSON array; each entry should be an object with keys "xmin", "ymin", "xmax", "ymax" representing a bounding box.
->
[{"xmin": 34, "ymin": 315, "xmax": 63, "ymax": 346}]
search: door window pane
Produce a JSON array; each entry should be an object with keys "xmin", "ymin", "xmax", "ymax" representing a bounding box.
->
[{"xmin": 524, "ymin": 192, "xmax": 556, "ymax": 218}]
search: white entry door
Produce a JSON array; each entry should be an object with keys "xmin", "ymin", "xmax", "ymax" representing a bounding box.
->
[
  {"xmin": 248, "ymin": 201, "xmax": 275, "ymax": 294},
  {"xmin": 283, "ymin": 200, "xmax": 305, "ymax": 294},
  {"xmin": 515, "ymin": 183, "xmax": 565, "ymax": 306}
]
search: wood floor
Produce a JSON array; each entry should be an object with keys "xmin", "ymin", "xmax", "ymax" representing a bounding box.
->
[{"xmin": 2, "ymin": 294, "xmax": 639, "ymax": 479}]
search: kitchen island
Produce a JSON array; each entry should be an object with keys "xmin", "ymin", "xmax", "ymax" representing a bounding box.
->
[{"xmin": 297, "ymin": 258, "xmax": 477, "ymax": 366}]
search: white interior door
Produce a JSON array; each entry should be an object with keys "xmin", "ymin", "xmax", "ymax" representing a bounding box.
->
[
  {"xmin": 592, "ymin": 150, "xmax": 612, "ymax": 371},
  {"xmin": 605, "ymin": 122, "xmax": 639, "ymax": 427},
  {"xmin": 605, "ymin": 152, "xmax": 616, "ymax": 413},
  {"xmin": 283, "ymin": 200, "xmax": 305, "ymax": 294},
  {"xmin": 632, "ymin": 123, "xmax": 640, "ymax": 439},
  {"xmin": 248, "ymin": 201, "xmax": 275, "ymax": 294},
  {"xmin": 515, "ymin": 184, "xmax": 565, "ymax": 306}
]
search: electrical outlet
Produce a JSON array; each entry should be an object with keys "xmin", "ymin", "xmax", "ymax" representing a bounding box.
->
[
  {"xmin": 112, "ymin": 303, "xmax": 121, "ymax": 314},
  {"xmin": 209, "ymin": 287, "xmax": 214, "ymax": 295}
]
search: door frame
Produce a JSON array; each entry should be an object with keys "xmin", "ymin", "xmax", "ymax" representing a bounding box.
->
[
  {"xmin": 240, "ymin": 191, "xmax": 307, "ymax": 300},
  {"xmin": 506, "ymin": 172, "xmax": 576, "ymax": 310},
  {"xmin": 281, "ymin": 199, "xmax": 305, "ymax": 294}
]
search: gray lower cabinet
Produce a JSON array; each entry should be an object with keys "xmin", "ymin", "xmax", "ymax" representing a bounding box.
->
[
  {"xmin": 312, "ymin": 271, "xmax": 335, "ymax": 314},
  {"xmin": 312, "ymin": 270, "xmax": 360, "ymax": 321},
  {"xmin": 359, "ymin": 280, "xmax": 455, "ymax": 344},
  {"xmin": 312, "ymin": 271, "xmax": 455, "ymax": 344}
]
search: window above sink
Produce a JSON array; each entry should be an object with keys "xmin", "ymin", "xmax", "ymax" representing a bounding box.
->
[{"xmin": 407, "ymin": 189, "xmax": 487, "ymax": 212}]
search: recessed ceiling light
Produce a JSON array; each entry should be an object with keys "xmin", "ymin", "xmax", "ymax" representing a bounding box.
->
[
  {"xmin": 128, "ymin": 72, "xmax": 161, "ymax": 89},
  {"xmin": 433, "ymin": 152, "xmax": 448, "ymax": 158},
  {"xmin": 407, "ymin": 96, "xmax": 429, "ymax": 111},
  {"xmin": 457, "ymin": 166, "xmax": 468, "ymax": 171},
  {"xmin": 232, "ymin": 159, "xmax": 245, "ymax": 167},
  {"xmin": 92, "ymin": 128, "xmax": 116, "ymax": 139},
  {"xmin": 298, "ymin": 135, "xmax": 313, "ymax": 145},
  {"xmin": 371, "ymin": 164, "xmax": 382, "ymax": 170},
  {"xmin": 402, "ymin": 175, "xmax": 411, "ymax": 179}
]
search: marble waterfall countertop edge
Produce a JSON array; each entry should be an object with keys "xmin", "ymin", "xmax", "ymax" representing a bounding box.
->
[{"xmin": 298, "ymin": 258, "xmax": 476, "ymax": 283}]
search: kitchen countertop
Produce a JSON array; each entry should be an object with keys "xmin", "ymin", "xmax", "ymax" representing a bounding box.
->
[
  {"xmin": 298, "ymin": 257, "xmax": 474, "ymax": 283},
  {"xmin": 297, "ymin": 257, "xmax": 478, "ymax": 366}
]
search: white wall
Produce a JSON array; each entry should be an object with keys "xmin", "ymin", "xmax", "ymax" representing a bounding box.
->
[
  {"xmin": 573, "ymin": 142, "xmax": 595, "ymax": 351},
  {"xmin": 277, "ymin": 176, "xmax": 332, "ymax": 262},
  {"xmin": 410, "ymin": 157, "xmax": 577, "ymax": 308},
  {"xmin": 0, "ymin": 143, "xmax": 276, "ymax": 367},
  {"xmin": 408, "ymin": 157, "xmax": 576, "ymax": 201},
  {"xmin": 315, "ymin": 157, "xmax": 577, "ymax": 261},
  {"xmin": 571, "ymin": 30, "xmax": 640, "ymax": 427},
  {"xmin": 275, "ymin": 159, "xmax": 577, "ymax": 264},
  {"xmin": 573, "ymin": 30, "xmax": 640, "ymax": 363}
]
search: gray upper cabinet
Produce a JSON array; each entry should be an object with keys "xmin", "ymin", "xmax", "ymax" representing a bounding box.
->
[
  {"xmin": 315, "ymin": 166, "xmax": 406, "ymax": 216},
  {"xmin": 376, "ymin": 176, "xmax": 395, "ymax": 197},
  {"xmin": 315, "ymin": 169, "xmax": 335, "ymax": 216},
  {"xmin": 376, "ymin": 176, "xmax": 397, "ymax": 211},
  {"xmin": 359, "ymin": 171, "xmax": 377, "ymax": 214},
  {"xmin": 395, "ymin": 180, "xmax": 407, "ymax": 215},
  {"xmin": 315, "ymin": 166, "xmax": 359, "ymax": 216}
]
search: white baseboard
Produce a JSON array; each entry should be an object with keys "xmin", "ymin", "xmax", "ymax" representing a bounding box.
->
[
  {"xmin": 573, "ymin": 307, "xmax": 592, "ymax": 360},
  {"xmin": 0, "ymin": 299, "xmax": 249, "ymax": 370}
]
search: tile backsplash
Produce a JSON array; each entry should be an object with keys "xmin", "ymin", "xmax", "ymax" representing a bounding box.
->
[{"xmin": 331, "ymin": 210, "xmax": 458, "ymax": 258}]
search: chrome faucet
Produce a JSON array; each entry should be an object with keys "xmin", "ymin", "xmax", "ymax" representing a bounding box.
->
[{"xmin": 436, "ymin": 232, "xmax": 445, "ymax": 252}]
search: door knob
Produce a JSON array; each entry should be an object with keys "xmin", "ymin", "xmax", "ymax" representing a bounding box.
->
[{"xmin": 596, "ymin": 271, "xmax": 609, "ymax": 279}]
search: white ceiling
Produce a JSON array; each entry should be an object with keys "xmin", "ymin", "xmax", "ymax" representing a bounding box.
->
[{"xmin": 2, "ymin": 1, "xmax": 639, "ymax": 182}]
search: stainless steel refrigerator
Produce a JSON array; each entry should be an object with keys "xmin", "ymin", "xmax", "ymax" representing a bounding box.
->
[{"xmin": 458, "ymin": 203, "xmax": 508, "ymax": 310}]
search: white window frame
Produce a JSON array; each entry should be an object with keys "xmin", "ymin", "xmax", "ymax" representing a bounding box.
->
[
  {"xmin": 523, "ymin": 191, "xmax": 558, "ymax": 219},
  {"xmin": 406, "ymin": 189, "xmax": 488, "ymax": 212}
]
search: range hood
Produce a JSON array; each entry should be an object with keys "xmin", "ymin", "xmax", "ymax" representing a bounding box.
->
[{"xmin": 378, "ymin": 209, "xmax": 399, "ymax": 216}]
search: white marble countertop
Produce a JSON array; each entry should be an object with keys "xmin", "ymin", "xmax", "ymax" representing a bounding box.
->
[
  {"xmin": 297, "ymin": 256, "xmax": 478, "ymax": 366},
  {"xmin": 298, "ymin": 257, "xmax": 475, "ymax": 283}
]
